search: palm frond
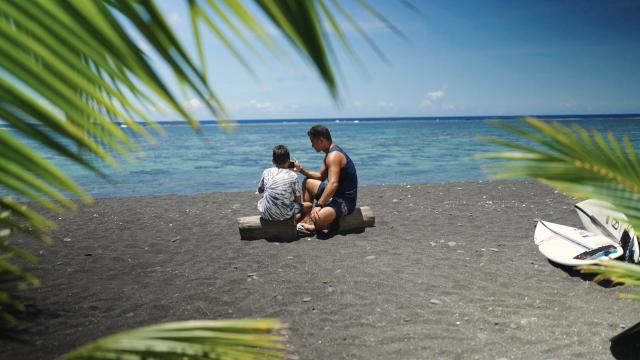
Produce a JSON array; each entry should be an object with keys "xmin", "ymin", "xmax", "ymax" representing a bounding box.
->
[
  {"xmin": 480, "ymin": 117, "xmax": 640, "ymax": 230},
  {"xmin": 0, "ymin": 214, "xmax": 38, "ymax": 323},
  {"xmin": 255, "ymin": 0, "xmax": 337, "ymax": 99},
  {"xmin": 58, "ymin": 319, "xmax": 287, "ymax": 360},
  {"xmin": 0, "ymin": 0, "xmax": 400, "ymax": 355},
  {"xmin": 581, "ymin": 261, "xmax": 640, "ymax": 300},
  {"xmin": 1, "ymin": 0, "xmax": 398, "ymax": 224}
]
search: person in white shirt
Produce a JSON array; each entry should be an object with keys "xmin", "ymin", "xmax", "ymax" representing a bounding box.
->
[{"xmin": 257, "ymin": 145, "xmax": 310, "ymax": 221}]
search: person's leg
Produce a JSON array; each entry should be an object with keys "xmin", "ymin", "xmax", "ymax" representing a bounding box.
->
[
  {"xmin": 302, "ymin": 178, "xmax": 322, "ymax": 203},
  {"xmin": 313, "ymin": 207, "xmax": 337, "ymax": 231},
  {"xmin": 299, "ymin": 179, "xmax": 324, "ymax": 227},
  {"xmin": 301, "ymin": 207, "xmax": 336, "ymax": 232},
  {"xmin": 302, "ymin": 202, "xmax": 313, "ymax": 217},
  {"xmin": 295, "ymin": 202, "xmax": 313, "ymax": 222},
  {"xmin": 293, "ymin": 203, "xmax": 302, "ymax": 222}
]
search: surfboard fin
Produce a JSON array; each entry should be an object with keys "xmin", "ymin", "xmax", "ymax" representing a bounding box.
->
[{"xmin": 626, "ymin": 236, "xmax": 639, "ymax": 263}]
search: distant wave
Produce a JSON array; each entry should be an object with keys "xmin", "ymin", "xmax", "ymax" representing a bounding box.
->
[
  {"xmin": 158, "ymin": 114, "xmax": 640, "ymax": 127},
  {"xmin": 128, "ymin": 169, "xmax": 169, "ymax": 176}
]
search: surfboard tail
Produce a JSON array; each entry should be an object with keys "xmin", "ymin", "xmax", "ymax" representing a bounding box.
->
[
  {"xmin": 575, "ymin": 199, "xmax": 640, "ymax": 264},
  {"xmin": 625, "ymin": 236, "xmax": 639, "ymax": 263}
]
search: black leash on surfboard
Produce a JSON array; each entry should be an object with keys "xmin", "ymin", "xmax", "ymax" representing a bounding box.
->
[{"xmin": 574, "ymin": 204, "xmax": 619, "ymax": 243}]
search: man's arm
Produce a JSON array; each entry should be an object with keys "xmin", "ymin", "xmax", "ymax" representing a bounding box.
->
[
  {"xmin": 296, "ymin": 155, "xmax": 327, "ymax": 180},
  {"xmin": 316, "ymin": 152, "xmax": 341, "ymax": 206}
]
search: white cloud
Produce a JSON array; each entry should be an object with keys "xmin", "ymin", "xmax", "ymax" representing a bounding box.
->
[
  {"xmin": 230, "ymin": 100, "xmax": 302, "ymax": 116},
  {"xmin": 377, "ymin": 101, "xmax": 395, "ymax": 109},
  {"xmin": 246, "ymin": 100, "xmax": 293, "ymax": 112},
  {"xmin": 426, "ymin": 90, "xmax": 445, "ymax": 101},
  {"xmin": 184, "ymin": 98, "xmax": 202, "ymax": 110},
  {"xmin": 420, "ymin": 85, "xmax": 447, "ymax": 108},
  {"xmin": 248, "ymin": 99, "xmax": 275, "ymax": 111}
]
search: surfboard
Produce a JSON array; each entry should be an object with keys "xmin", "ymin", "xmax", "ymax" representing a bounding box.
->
[
  {"xmin": 534, "ymin": 220, "xmax": 623, "ymax": 266},
  {"xmin": 574, "ymin": 199, "xmax": 639, "ymax": 263}
]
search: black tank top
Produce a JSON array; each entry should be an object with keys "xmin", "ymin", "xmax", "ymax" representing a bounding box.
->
[{"xmin": 328, "ymin": 145, "xmax": 357, "ymax": 205}]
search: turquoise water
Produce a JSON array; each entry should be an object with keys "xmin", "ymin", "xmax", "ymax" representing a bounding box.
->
[{"xmin": 6, "ymin": 115, "xmax": 640, "ymax": 198}]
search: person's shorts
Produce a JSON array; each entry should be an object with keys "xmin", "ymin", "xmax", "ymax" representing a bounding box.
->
[
  {"xmin": 293, "ymin": 202, "xmax": 304, "ymax": 214},
  {"xmin": 314, "ymin": 181, "xmax": 355, "ymax": 220}
]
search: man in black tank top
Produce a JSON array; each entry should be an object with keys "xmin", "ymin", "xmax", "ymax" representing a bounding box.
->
[{"xmin": 294, "ymin": 125, "xmax": 358, "ymax": 233}]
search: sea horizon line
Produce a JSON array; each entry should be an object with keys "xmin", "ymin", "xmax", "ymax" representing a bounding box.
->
[
  {"xmin": 152, "ymin": 113, "xmax": 640, "ymax": 125},
  {"xmin": 2, "ymin": 113, "xmax": 639, "ymax": 129}
]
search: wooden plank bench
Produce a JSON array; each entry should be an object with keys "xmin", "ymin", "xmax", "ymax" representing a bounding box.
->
[{"xmin": 237, "ymin": 206, "xmax": 375, "ymax": 241}]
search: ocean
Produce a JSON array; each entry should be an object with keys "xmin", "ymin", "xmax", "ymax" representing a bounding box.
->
[{"xmin": 5, "ymin": 115, "xmax": 640, "ymax": 198}]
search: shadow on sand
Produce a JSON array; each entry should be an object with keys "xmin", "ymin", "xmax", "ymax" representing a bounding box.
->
[
  {"xmin": 548, "ymin": 261, "xmax": 640, "ymax": 359},
  {"xmin": 548, "ymin": 260, "xmax": 622, "ymax": 288},
  {"xmin": 316, "ymin": 227, "xmax": 365, "ymax": 240},
  {"xmin": 263, "ymin": 227, "xmax": 366, "ymax": 242}
]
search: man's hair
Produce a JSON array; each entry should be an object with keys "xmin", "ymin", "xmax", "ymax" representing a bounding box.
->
[
  {"xmin": 272, "ymin": 144, "xmax": 290, "ymax": 165},
  {"xmin": 307, "ymin": 125, "xmax": 332, "ymax": 142}
]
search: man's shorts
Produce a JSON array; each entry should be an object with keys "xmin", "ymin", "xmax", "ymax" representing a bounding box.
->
[{"xmin": 314, "ymin": 181, "xmax": 354, "ymax": 220}]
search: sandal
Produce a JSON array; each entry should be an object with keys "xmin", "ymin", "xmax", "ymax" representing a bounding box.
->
[{"xmin": 296, "ymin": 222, "xmax": 315, "ymax": 237}]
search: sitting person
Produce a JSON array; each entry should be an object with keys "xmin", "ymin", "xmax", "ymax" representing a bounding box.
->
[
  {"xmin": 294, "ymin": 125, "xmax": 358, "ymax": 233},
  {"xmin": 257, "ymin": 145, "xmax": 310, "ymax": 221}
]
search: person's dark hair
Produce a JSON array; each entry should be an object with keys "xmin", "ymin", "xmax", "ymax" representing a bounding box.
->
[
  {"xmin": 272, "ymin": 144, "xmax": 290, "ymax": 165},
  {"xmin": 307, "ymin": 125, "xmax": 332, "ymax": 142}
]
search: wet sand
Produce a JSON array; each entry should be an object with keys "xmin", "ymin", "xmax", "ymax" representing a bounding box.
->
[{"xmin": 2, "ymin": 180, "xmax": 639, "ymax": 359}]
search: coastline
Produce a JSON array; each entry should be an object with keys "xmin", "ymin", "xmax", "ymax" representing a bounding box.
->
[{"xmin": 3, "ymin": 180, "xmax": 639, "ymax": 359}]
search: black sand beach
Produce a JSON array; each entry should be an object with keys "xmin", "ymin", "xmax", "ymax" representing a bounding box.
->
[{"xmin": 3, "ymin": 180, "xmax": 639, "ymax": 359}]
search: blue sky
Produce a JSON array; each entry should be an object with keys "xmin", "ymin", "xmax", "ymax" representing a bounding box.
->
[{"xmin": 146, "ymin": 0, "xmax": 640, "ymax": 120}]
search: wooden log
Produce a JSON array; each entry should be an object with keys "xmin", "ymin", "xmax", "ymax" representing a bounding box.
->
[
  {"xmin": 237, "ymin": 206, "xmax": 375, "ymax": 241},
  {"xmin": 237, "ymin": 216, "xmax": 297, "ymax": 242},
  {"xmin": 337, "ymin": 206, "xmax": 375, "ymax": 233}
]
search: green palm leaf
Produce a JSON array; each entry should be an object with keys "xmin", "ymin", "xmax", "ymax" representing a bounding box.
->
[
  {"xmin": 0, "ymin": 0, "xmax": 403, "ymax": 357},
  {"xmin": 581, "ymin": 260, "xmax": 640, "ymax": 301},
  {"xmin": 480, "ymin": 117, "xmax": 640, "ymax": 229},
  {"xmin": 1, "ymin": 0, "xmax": 398, "ymax": 228},
  {"xmin": 0, "ymin": 217, "xmax": 36, "ymax": 324},
  {"xmin": 57, "ymin": 319, "xmax": 287, "ymax": 360}
]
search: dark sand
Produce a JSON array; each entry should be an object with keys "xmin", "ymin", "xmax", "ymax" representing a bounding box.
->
[{"xmin": 3, "ymin": 181, "xmax": 639, "ymax": 359}]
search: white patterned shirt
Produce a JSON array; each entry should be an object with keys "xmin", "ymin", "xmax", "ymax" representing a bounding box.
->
[{"xmin": 257, "ymin": 167, "xmax": 301, "ymax": 220}]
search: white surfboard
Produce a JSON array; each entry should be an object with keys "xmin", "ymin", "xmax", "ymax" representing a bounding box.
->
[
  {"xmin": 574, "ymin": 199, "xmax": 639, "ymax": 263},
  {"xmin": 534, "ymin": 220, "xmax": 623, "ymax": 266}
]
